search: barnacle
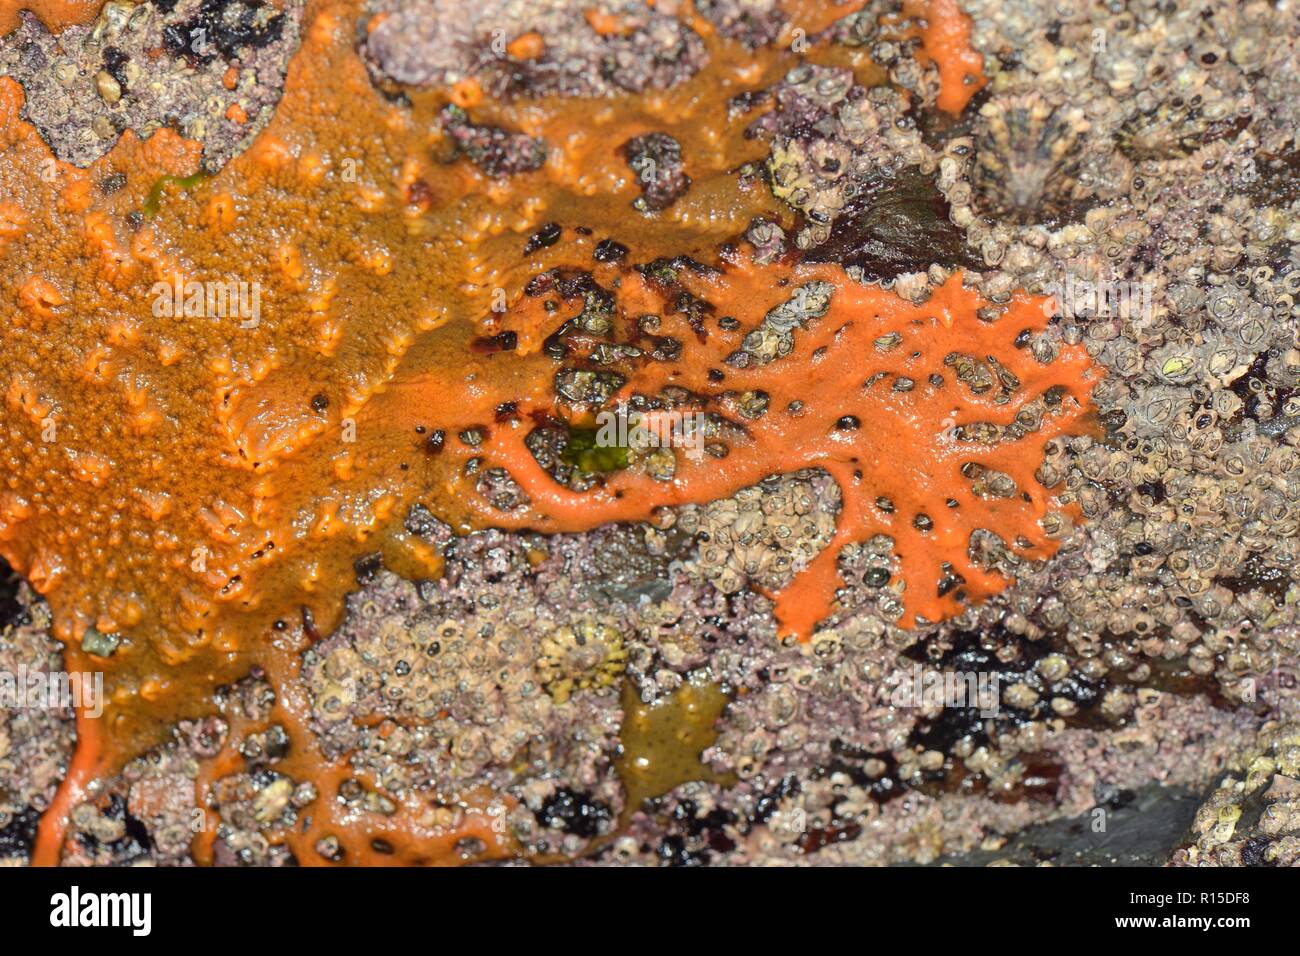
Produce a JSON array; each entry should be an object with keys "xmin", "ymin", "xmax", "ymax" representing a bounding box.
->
[{"xmin": 1117, "ymin": 98, "xmax": 1248, "ymax": 161}]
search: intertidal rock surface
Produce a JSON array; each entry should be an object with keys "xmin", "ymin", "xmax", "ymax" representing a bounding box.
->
[{"xmin": 0, "ymin": 0, "xmax": 1297, "ymax": 867}]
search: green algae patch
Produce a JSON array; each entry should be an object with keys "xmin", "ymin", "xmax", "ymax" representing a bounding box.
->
[{"xmin": 142, "ymin": 171, "xmax": 210, "ymax": 218}]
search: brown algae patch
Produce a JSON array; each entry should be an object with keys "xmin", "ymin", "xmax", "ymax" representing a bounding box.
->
[{"xmin": 615, "ymin": 679, "xmax": 735, "ymax": 819}]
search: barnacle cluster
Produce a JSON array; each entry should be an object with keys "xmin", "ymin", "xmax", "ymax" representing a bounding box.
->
[
  {"xmin": 672, "ymin": 473, "xmax": 838, "ymax": 597},
  {"xmin": 0, "ymin": 576, "xmax": 71, "ymax": 864},
  {"xmin": 362, "ymin": 0, "xmax": 707, "ymax": 97},
  {"xmin": 759, "ymin": 65, "xmax": 931, "ymax": 252},
  {"xmin": 1174, "ymin": 720, "xmax": 1300, "ymax": 867},
  {"xmin": 0, "ymin": 0, "xmax": 302, "ymax": 168},
  {"xmin": 922, "ymin": 0, "xmax": 1300, "ymax": 718},
  {"xmin": 301, "ymin": 567, "xmax": 624, "ymax": 831}
]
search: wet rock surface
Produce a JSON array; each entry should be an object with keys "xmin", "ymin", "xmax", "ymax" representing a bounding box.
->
[
  {"xmin": 933, "ymin": 783, "xmax": 1204, "ymax": 867},
  {"xmin": 2, "ymin": 0, "xmax": 1299, "ymax": 866}
]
